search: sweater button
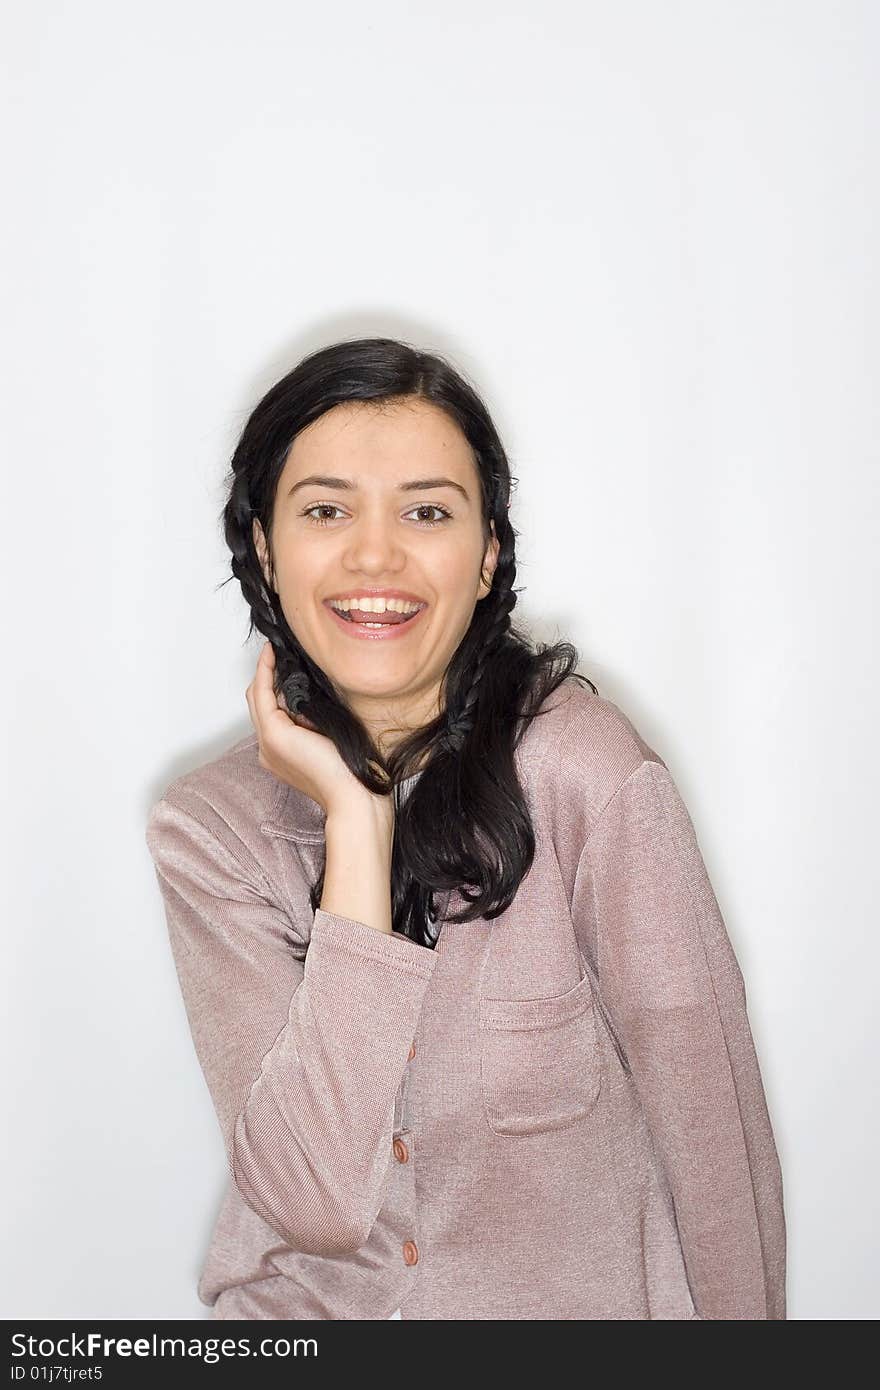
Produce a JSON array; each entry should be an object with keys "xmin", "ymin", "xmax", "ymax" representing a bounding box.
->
[
  {"xmin": 393, "ymin": 1138, "xmax": 409, "ymax": 1163},
  {"xmin": 402, "ymin": 1240, "xmax": 419, "ymax": 1266},
  {"xmin": 407, "ymin": 1042, "xmax": 416, "ymax": 1061}
]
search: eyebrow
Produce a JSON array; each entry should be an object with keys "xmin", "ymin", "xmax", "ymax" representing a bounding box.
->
[{"xmin": 287, "ymin": 474, "xmax": 470, "ymax": 502}]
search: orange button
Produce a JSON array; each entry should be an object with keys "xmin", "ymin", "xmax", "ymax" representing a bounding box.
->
[
  {"xmin": 407, "ymin": 1042, "xmax": 416, "ymax": 1061},
  {"xmin": 402, "ymin": 1240, "xmax": 419, "ymax": 1266},
  {"xmin": 393, "ymin": 1137, "xmax": 409, "ymax": 1163}
]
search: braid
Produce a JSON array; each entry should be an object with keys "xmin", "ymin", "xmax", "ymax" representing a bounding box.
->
[
  {"xmin": 280, "ymin": 668, "xmax": 311, "ymax": 716},
  {"xmin": 444, "ymin": 551, "xmax": 516, "ymax": 752},
  {"xmin": 225, "ymin": 470, "xmax": 314, "ymax": 713}
]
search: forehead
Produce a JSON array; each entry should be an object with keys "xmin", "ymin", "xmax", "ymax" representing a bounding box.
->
[{"xmin": 283, "ymin": 398, "xmax": 473, "ymax": 476}]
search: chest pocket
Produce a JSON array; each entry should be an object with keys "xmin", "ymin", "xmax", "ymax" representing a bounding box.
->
[{"xmin": 478, "ymin": 955, "xmax": 602, "ymax": 1136}]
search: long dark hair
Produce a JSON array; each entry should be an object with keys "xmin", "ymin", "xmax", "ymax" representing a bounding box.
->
[{"xmin": 220, "ymin": 336, "xmax": 596, "ymax": 946}]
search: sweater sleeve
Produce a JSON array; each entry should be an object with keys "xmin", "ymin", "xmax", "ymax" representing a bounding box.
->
[
  {"xmin": 144, "ymin": 788, "xmax": 438, "ymax": 1258},
  {"xmin": 573, "ymin": 758, "xmax": 787, "ymax": 1320}
]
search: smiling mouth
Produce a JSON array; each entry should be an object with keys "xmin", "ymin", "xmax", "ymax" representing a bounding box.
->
[
  {"xmin": 324, "ymin": 599, "xmax": 428, "ymax": 637},
  {"xmin": 333, "ymin": 608, "xmax": 421, "ymax": 627},
  {"xmin": 326, "ymin": 600, "xmax": 426, "ymax": 627}
]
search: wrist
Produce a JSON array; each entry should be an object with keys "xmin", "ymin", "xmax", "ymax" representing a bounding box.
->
[{"xmin": 325, "ymin": 791, "xmax": 394, "ymax": 841}]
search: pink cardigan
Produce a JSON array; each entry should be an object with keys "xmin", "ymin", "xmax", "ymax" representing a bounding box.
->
[{"xmin": 144, "ymin": 677, "xmax": 786, "ymax": 1319}]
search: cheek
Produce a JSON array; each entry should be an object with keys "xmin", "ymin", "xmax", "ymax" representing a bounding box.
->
[
  {"xmin": 271, "ymin": 569, "xmax": 312, "ymax": 635},
  {"xmin": 429, "ymin": 537, "xmax": 483, "ymax": 590},
  {"xmin": 273, "ymin": 551, "xmax": 316, "ymax": 603}
]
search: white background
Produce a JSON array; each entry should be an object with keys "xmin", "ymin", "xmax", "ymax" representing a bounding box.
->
[{"xmin": 2, "ymin": 0, "xmax": 877, "ymax": 1321}]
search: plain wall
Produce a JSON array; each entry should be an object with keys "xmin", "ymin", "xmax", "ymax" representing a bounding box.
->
[{"xmin": 2, "ymin": 0, "xmax": 877, "ymax": 1320}]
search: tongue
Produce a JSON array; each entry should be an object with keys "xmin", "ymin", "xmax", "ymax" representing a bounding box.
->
[{"xmin": 349, "ymin": 607, "xmax": 411, "ymax": 625}]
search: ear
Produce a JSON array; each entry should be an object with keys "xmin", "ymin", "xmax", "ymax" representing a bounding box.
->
[
  {"xmin": 252, "ymin": 518, "xmax": 275, "ymax": 592},
  {"xmin": 478, "ymin": 519, "xmax": 501, "ymax": 597}
]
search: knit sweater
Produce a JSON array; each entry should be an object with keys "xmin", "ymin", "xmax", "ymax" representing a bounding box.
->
[{"xmin": 144, "ymin": 676, "xmax": 786, "ymax": 1319}]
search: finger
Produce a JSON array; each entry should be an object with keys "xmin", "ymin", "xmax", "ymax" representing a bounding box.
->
[
  {"xmin": 252, "ymin": 642, "xmax": 289, "ymax": 731},
  {"xmin": 266, "ymin": 646, "xmax": 287, "ymax": 707},
  {"xmin": 273, "ymin": 660, "xmax": 291, "ymax": 714},
  {"xmin": 245, "ymin": 679, "xmax": 258, "ymax": 734}
]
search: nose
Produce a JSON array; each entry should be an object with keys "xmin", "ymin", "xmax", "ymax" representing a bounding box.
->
[{"xmin": 343, "ymin": 514, "xmax": 407, "ymax": 576}]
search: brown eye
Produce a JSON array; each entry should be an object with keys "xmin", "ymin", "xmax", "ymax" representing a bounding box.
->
[
  {"xmin": 302, "ymin": 504, "xmax": 344, "ymax": 526},
  {"xmin": 406, "ymin": 504, "xmax": 453, "ymax": 527}
]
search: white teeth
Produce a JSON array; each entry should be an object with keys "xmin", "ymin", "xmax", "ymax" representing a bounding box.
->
[{"xmin": 329, "ymin": 596, "xmax": 422, "ymax": 615}]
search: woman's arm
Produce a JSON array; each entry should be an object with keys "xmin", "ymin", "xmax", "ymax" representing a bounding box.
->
[
  {"xmin": 572, "ymin": 757, "xmax": 787, "ymax": 1320},
  {"xmin": 145, "ymin": 785, "xmax": 437, "ymax": 1257},
  {"xmin": 322, "ymin": 795, "xmax": 395, "ymax": 934}
]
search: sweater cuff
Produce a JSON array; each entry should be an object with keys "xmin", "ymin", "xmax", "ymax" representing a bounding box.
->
[{"xmin": 311, "ymin": 907, "xmax": 439, "ymax": 978}]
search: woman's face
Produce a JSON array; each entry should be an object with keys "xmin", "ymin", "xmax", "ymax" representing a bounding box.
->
[{"xmin": 253, "ymin": 396, "xmax": 500, "ymax": 753}]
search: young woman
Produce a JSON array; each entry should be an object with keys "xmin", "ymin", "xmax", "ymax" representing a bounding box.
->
[{"xmin": 145, "ymin": 337, "xmax": 786, "ymax": 1320}]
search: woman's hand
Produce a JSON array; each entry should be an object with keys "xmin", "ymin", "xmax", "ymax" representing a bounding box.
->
[{"xmin": 246, "ymin": 643, "xmax": 392, "ymax": 824}]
